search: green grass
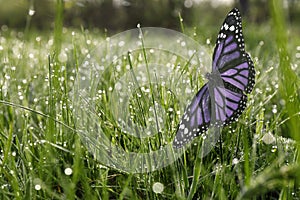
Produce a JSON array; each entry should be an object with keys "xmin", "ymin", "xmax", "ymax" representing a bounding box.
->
[{"xmin": 1, "ymin": 3, "xmax": 300, "ymax": 200}]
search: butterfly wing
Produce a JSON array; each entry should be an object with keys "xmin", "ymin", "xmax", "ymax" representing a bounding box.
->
[
  {"xmin": 212, "ymin": 83, "xmax": 247, "ymax": 126},
  {"xmin": 172, "ymin": 83, "xmax": 247, "ymax": 148},
  {"xmin": 173, "ymin": 8, "xmax": 255, "ymax": 148},
  {"xmin": 212, "ymin": 8, "xmax": 255, "ymax": 94},
  {"xmin": 173, "ymin": 84, "xmax": 210, "ymax": 148}
]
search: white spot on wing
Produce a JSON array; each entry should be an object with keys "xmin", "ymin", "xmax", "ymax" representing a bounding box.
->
[
  {"xmin": 224, "ymin": 23, "xmax": 229, "ymax": 30},
  {"xmin": 179, "ymin": 124, "xmax": 185, "ymax": 130},
  {"xmin": 184, "ymin": 128, "xmax": 188, "ymax": 135}
]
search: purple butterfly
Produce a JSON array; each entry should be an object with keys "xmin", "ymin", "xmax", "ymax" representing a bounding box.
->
[{"xmin": 173, "ymin": 8, "xmax": 255, "ymax": 148}]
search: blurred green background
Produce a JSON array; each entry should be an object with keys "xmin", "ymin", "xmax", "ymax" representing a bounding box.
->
[{"xmin": 1, "ymin": 0, "xmax": 300, "ymax": 32}]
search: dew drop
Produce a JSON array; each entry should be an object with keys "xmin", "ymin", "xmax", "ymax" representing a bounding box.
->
[
  {"xmin": 292, "ymin": 192, "xmax": 295, "ymax": 196},
  {"xmin": 152, "ymin": 182, "xmax": 164, "ymax": 194},
  {"xmin": 1, "ymin": 184, "xmax": 9, "ymax": 189},
  {"xmin": 29, "ymin": 53, "xmax": 34, "ymax": 59},
  {"xmin": 259, "ymin": 41, "xmax": 264, "ymax": 46},
  {"xmin": 232, "ymin": 158, "xmax": 239, "ymax": 165},
  {"xmin": 288, "ymin": 96, "xmax": 295, "ymax": 102},
  {"xmin": 28, "ymin": 9, "xmax": 35, "ymax": 16},
  {"xmin": 35, "ymin": 184, "xmax": 41, "ymax": 191},
  {"xmin": 5, "ymin": 75, "xmax": 10, "ymax": 80},
  {"xmin": 118, "ymin": 41, "xmax": 125, "ymax": 47},
  {"xmin": 58, "ymin": 52, "xmax": 68, "ymax": 63},
  {"xmin": 185, "ymin": 88, "xmax": 191, "ymax": 94},
  {"xmin": 262, "ymin": 132, "xmax": 275, "ymax": 144},
  {"xmin": 271, "ymin": 145, "xmax": 277, "ymax": 153},
  {"xmin": 64, "ymin": 167, "xmax": 73, "ymax": 176},
  {"xmin": 206, "ymin": 38, "xmax": 210, "ymax": 44},
  {"xmin": 48, "ymin": 39, "xmax": 54, "ymax": 46},
  {"xmin": 184, "ymin": 0, "xmax": 193, "ymax": 8},
  {"xmin": 115, "ymin": 82, "xmax": 122, "ymax": 90}
]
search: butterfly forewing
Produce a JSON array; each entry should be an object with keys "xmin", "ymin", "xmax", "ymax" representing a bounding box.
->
[{"xmin": 212, "ymin": 8, "xmax": 255, "ymax": 94}]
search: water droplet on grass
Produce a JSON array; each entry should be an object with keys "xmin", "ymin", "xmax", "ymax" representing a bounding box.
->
[
  {"xmin": 64, "ymin": 168, "xmax": 73, "ymax": 176},
  {"xmin": 152, "ymin": 182, "xmax": 164, "ymax": 194},
  {"xmin": 206, "ymin": 38, "xmax": 211, "ymax": 44},
  {"xmin": 232, "ymin": 158, "xmax": 239, "ymax": 165},
  {"xmin": 262, "ymin": 132, "xmax": 275, "ymax": 144},
  {"xmin": 116, "ymin": 65, "xmax": 121, "ymax": 72},
  {"xmin": 29, "ymin": 53, "xmax": 35, "ymax": 59},
  {"xmin": 279, "ymin": 99, "xmax": 285, "ymax": 105},
  {"xmin": 271, "ymin": 145, "xmax": 277, "ymax": 153},
  {"xmin": 58, "ymin": 52, "xmax": 68, "ymax": 62},
  {"xmin": 184, "ymin": 0, "xmax": 193, "ymax": 8},
  {"xmin": 292, "ymin": 192, "xmax": 295, "ymax": 196},
  {"xmin": 28, "ymin": 9, "xmax": 35, "ymax": 16},
  {"xmin": 35, "ymin": 184, "xmax": 41, "ymax": 191},
  {"xmin": 4, "ymin": 75, "xmax": 10, "ymax": 80},
  {"xmin": 118, "ymin": 41, "xmax": 125, "ymax": 47},
  {"xmin": 115, "ymin": 82, "xmax": 122, "ymax": 90},
  {"xmin": 259, "ymin": 41, "xmax": 264, "ymax": 46}
]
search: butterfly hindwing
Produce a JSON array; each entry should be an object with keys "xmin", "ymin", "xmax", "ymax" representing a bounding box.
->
[
  {"xmin": 212, "ymin": 84, "xmax": 247, "ymax": 125},
  {"xmin": 173, "ymin": 83, "xmax": 247, "ymax": 148},
  {"xmin": 173, "ymin": 84, "xmax": 210, "ymax": 148}
]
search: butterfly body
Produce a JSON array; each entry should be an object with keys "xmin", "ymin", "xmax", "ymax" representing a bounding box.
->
[{"xmin": 173, "ymin": 8, "xmax": 255, "ymax": 148}]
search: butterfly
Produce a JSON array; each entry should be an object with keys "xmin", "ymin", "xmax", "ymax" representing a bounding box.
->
[{"xmin": 173, "ymin": 8, "xmax": 255, "ymax": 148}]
